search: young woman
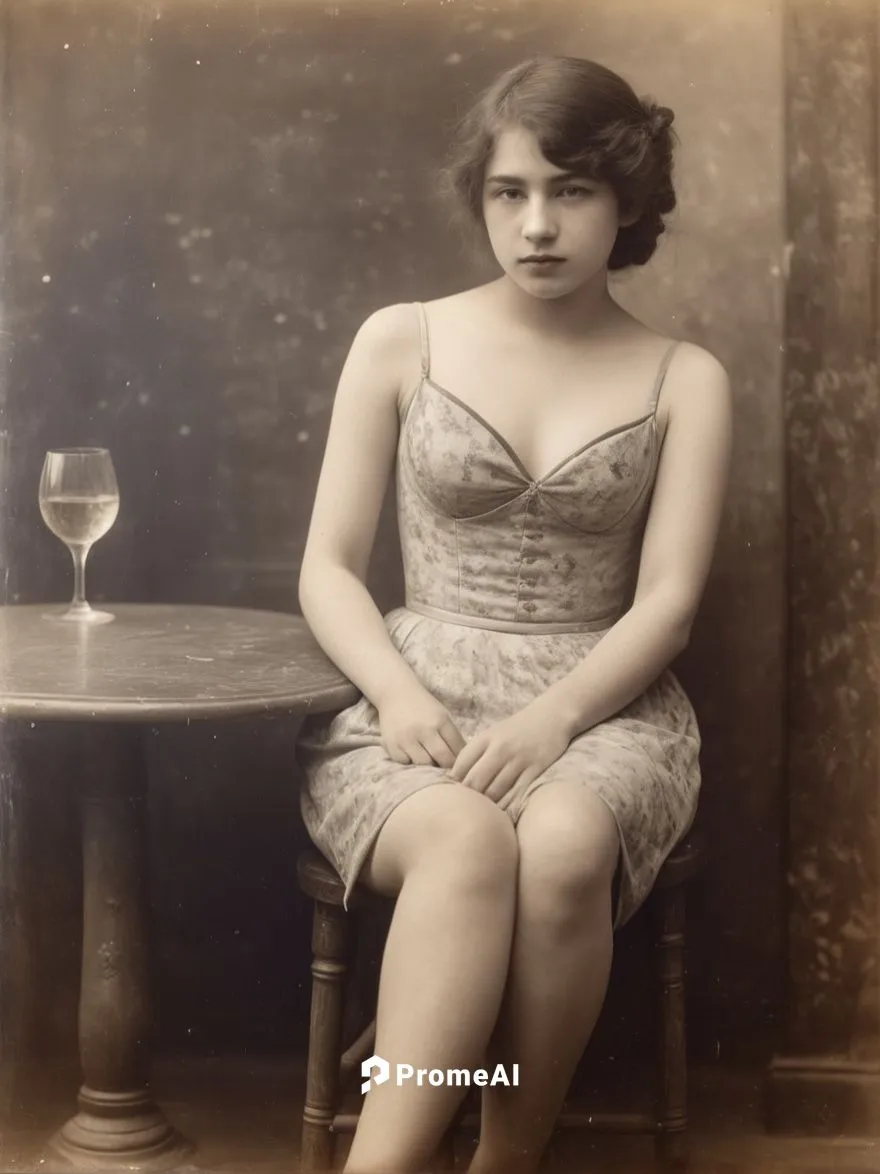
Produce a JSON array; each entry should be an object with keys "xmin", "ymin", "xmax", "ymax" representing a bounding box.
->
[{"xmin": 296, "ymin": 54, "xmax": 732, "ymax": 1174}]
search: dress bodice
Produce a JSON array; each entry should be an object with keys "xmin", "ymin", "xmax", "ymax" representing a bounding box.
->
[{"xmin": 395, "ymin": 304, "xmax": 678, "ymax": 633}]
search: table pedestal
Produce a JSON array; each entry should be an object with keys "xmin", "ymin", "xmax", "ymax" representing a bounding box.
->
[
  {"xmin": 0, "ymin": 603, "xmax": 358, "ymax": 1167},
  {"xmin": 47, "ymin": 727, "xmax": 191, "ymax": 1170}
]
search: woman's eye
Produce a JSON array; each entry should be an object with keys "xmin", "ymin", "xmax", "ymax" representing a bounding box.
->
[{"xmin": 492, "ymin": 185, "xmax": 592, "ymax": 201}]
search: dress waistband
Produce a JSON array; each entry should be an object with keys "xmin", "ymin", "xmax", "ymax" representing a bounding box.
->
[{"xmin": 404, "ymin": 599, "xmax": 614, "ymax": 635}]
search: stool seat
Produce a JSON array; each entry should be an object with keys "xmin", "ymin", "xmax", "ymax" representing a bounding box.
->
[{"xmin": 296, "ymin": 851, "xmax": 348, "ymax": 905}]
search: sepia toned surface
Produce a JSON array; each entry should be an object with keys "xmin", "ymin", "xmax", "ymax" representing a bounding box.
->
[
  {"xmin": 766, "ymin": 0, "xmax": 880, "ymax": 1134},
  {"xmin": 0, "ymin": 606, "xmax": 353, "ymax": 1167},
  {"xmin": 0, "ymin": 604, "xmax": 358, "ymax": 719},
  {"xmin": 0, "ymin": 0, "xmax": 785, "ymax": 1102}
]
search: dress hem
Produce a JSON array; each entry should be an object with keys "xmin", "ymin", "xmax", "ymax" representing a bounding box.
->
[
  {"xmin": 330, "ymin": 775, "xmax": 645, "ymax": 928},
  {"xmin": 340, "ymin": 778, "xmax": 455, "ymax": 911}
]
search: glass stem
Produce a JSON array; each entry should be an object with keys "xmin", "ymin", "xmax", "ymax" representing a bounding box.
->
[{"xmin": 70, "ymin": 543, "xmax": 91, "ymax": 610}]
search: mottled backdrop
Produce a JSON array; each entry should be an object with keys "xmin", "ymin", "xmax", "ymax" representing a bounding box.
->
[{"xmin": 0, "ymin": 0, "xmax": 785, "ymax": 1090}]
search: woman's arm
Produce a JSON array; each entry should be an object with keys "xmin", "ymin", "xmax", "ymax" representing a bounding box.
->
[
  {"xmin": 298, "ymin": 302, "xmax": 425, "ymax": 708},
  {"xmin": 539, "ymin": 341, "xmax": 733, "ymax": 737}
]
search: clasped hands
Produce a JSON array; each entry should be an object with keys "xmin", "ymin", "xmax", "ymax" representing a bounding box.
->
[{"xmin": 377, "ymin": 686, "xmax": 574, "ymax": 803}]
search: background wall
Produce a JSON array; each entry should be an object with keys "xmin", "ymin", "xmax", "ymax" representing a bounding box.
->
[{"xmin": 0, "ymin": 0, "xmax": 786, "ymax": 1089}]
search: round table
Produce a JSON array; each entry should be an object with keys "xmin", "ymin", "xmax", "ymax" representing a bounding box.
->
[{"xmin": 0, "ymin": 603, "xmax": 358, "ymax": 1170}]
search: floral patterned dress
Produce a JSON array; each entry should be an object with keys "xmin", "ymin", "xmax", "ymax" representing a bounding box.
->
[{"xmin": 296, "ymin": 302, "xmax": 700, "ymax": 927}]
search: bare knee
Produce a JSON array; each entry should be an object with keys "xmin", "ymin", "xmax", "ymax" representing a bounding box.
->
[
  {"xmin": 363, "ymin": 785, "xmax": 519, "ymax": 900},
  {"xmin": 425, "ymin": 795, "xmax": 519, "ymax": 895},
  {"xmin": 515, "ymin": 786, "xmax": 619, "ymax": 922}
]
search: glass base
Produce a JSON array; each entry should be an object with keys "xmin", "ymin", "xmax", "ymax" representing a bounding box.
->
[{"xmin": 42, "ymin": 604, "xmax": 115, "ymax": 625}]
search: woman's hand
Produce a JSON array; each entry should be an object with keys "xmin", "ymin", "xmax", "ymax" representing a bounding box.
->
[
  {"xmin": 449, "ymin": 698, "xmax": 574, "ymax": 802},
  {"xmin": 377, "ymin": 686, "xmax": 467, "ymax": 768}
]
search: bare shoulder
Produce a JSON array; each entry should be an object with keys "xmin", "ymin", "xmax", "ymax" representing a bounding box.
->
[
  {"xmin": 343, "ymin": 301, "xmax": 422, "ymax": 409},
  {"xmin": 351, "ymin": 301, "xmax": 420, "ymax": 363},
  {"xmin": 661, "ymin": 339, "xmax": 731, "ymax": 426},
  {"xmin": 668, "ymin": 339, "xmax": 730, "ymax": 394}
]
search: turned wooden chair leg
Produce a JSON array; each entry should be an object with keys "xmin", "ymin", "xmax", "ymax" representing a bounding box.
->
[
  {"xmin": 653, "ymin": 881, "xmax": 689, "ymax": 1169},
  {"xmin": 301, "ymin": 897, "xmax": 353, "ymax": 1172}
]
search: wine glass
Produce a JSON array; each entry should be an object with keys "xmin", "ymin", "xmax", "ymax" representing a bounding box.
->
[{"xmin": 38, "ymin": 447, "xmax": 120, "ymax": 624}]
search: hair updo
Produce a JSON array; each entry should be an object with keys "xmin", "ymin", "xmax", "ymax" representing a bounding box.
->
[{"xmin": 439, "ymin": 55, "xmax": 678, "ymax": 270}]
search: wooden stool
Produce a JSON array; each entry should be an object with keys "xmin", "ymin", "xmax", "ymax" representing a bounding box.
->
[{"xmin": 297, "ymin": 836, "xmax": 703, "ymax": 1172}]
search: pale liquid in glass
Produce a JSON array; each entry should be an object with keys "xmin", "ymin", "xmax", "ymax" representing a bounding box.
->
[{"xmin": 39, "ymin": 493, "xmax": 120, "ymax": 545}]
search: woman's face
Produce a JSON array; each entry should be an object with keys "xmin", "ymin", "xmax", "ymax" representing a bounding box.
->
[{"xmin": 480, "ymin": 124, "xmax": 631, "ymax": 299}]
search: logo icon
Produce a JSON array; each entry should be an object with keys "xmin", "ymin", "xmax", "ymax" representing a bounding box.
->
[{"xmin": 361, "ymin": 1053, "xmax": 390, "ymax": 1094}]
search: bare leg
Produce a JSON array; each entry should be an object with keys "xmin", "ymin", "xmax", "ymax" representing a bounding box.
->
[
  {"xmin": 469, "ymin": 783, "xmax": 619, "ymax": 1174},
  {"xmin": 344, "ymin": 785, "xmax": 519, "ymax": 1174}
]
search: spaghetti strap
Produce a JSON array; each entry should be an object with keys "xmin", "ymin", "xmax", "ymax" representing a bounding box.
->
[
  {"xmin": 415, "ymin": 302, "xmax": 431, "ymax": 379},
  {"xmin": 647, "ymin": 341, "xmax": 680, "ymax": 415}
]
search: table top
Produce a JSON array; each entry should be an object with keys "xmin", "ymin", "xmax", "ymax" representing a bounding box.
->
[{"xmin": 0, "ymin": 603, "xmax": 360, "ymax": 722}]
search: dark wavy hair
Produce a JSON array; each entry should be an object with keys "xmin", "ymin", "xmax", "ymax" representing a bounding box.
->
[{"xmin": 438, "ymin": 55, "xmax": 678, "ymax": 270}]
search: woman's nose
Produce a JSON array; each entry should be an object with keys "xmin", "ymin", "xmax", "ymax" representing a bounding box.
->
[{"xmin": 522, "ymin": 197, "xmax": 558, "ymax": 241}]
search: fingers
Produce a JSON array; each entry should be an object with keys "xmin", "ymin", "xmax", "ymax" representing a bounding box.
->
[
  {"xmin": 383, "ymin": 723, "xmax": 465, "ymax": 769},
  {"xmin": 383, "ymin": 740, "xmax": 433, "ymax": 766},
  {"xmin": 455, "ymin": 749, "xmax": 545, "ymax": 797},
  {"xmin": 439, "ymin": 718, "xmax": 467, "ymax": 757},
  {"xmin": 465, "ymin": 758, "xmax": 520, "ymax": 797},
  {"xmin": 420, "ymin": 731, "xmax": 457, "ymax": 770},
  {"xmin": 406, "ymin": 741, "xmax": 436, "ymax": 767},
  {"xmin": 485, "ymin": 764, "xmax": 541, "ymax": 802},
  {"xmin": 413, "ymin": 713, "xmax": 466, "ymax": 768},
  {"xmin": 380, "ymin": 701, "xmax": 467, "ymax": 770},
  {"xmin": 449, "ymin": 737, "xmax": 485, "ymax": 783}
]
